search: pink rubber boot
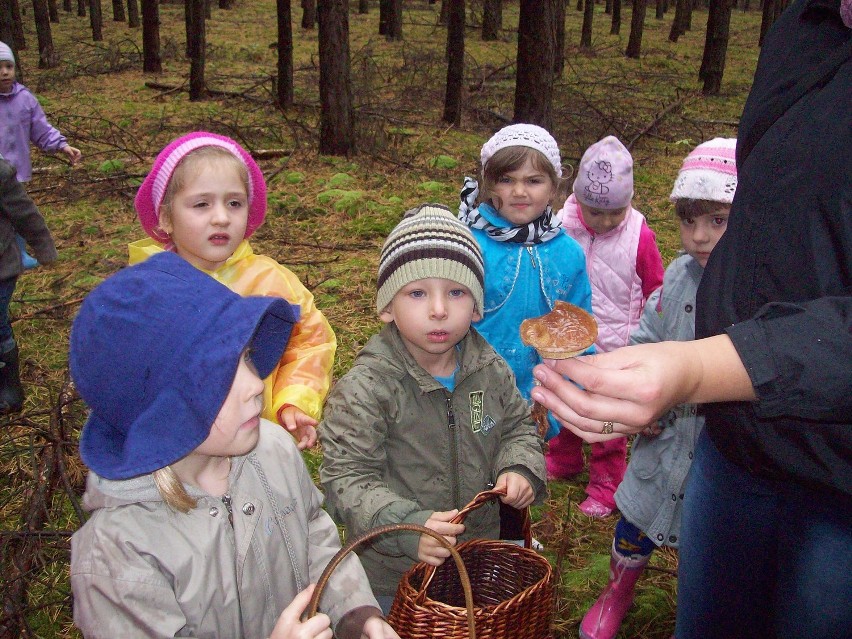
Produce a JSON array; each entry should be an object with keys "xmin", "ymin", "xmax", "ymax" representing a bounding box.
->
[{"xmin": 579, "ymin": 544, "xmax": 649, "ymax": 639}]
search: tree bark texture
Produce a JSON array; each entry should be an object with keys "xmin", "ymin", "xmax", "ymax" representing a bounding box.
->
[
  {"xmin": 482, "ymin": 0, "xmax": 501, "ymax": 41},
  {"xmin": 611, "ymin": 0, "xmax": 621, "ymax": 34},
  {"xmin": 301, "ymin": 0, "xmax": 316, "ymax": 28},
  {"xmin": 127, "ymin": 0, "xmax": 139, "ymax": 26},
  {"xmin": 318, "ymin": 0, "xmax": 354, "ymax": 155},
  {"xmin": 48, "ymin": 0, "xmax": 59, "ymax": 21},
  {"xmin": 553, "ymin": 0, "xmax": 565, "ymax": 75},
  {"xmin": 669, "ymin": 0, "xmax": 687, "ymax": 41},
  {"xmin": 379, "ymin": 0, "xmax": 401, "ymax": 38},
  {"xmin": 112, "ymin": 0, "xmax": 125, "ymax": 20},
  {"xmin": 0, "ymin": 1, "xmax": 18, "ymax": 66},
  {"xmin": 11, "ymin": 0, "xmax": 25, "ymax": 47},
  {"xmin": 187, "ymin": 0, "xmax": 206, "ymax": 100},
  {"xmin": 514, "ymin": 0, "xmax": 554, "ymax": 129},
  {"xmin": 358, "ymin": 0, "xmax": 368, "ymax": 13},
  {"xmin": 438, "ymin": 0, "xmax": 448, "ymax": 25},
  {"xmin": 700, "ymin": 0, "xmax": 733, "ymax": 94},
  {"xmin": 32, "ymin": 0, "xmax": 58, "ymax": 67},
  {"xmin": 655, "ymin": 0, "xmax": 665, "ymax": 19},
  {"xmin": 89, "ymin": 0, "xmax": 103, "ymax": 40},
  {"xmin": 580, "ymin": 0, "xmax": 594, "ymax": 48},
  {"xmin": 141, "ymin": 0, "xmax": 161, "ymax": 72},
  {"xmin": 443, "ymin": 0, "xmax": 464, "ymax": 125},
  {"xmin": 64, "ymin": 0, "xmax": 72, "ymax": 12},
  {"xmin": 625, "ymin": 0, "xmax": 646, "ymax": 58},
  {"xmin": 219, "ymin": 0, "xmax": 233, "ymax": 8},
  {"xmin": 277, "ymin": 0, "xmax": 293, "ymax": 106},
  {"xmin": 78, "ymin": 0, "xmax": 86, "ymax": 16}
]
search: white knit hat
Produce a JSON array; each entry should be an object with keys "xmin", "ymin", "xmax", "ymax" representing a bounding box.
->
[
  {"xmin": 0, "ymin": 41, "xmax": 14, "ymax": 63},
  {"xmin": 480, "ymin": 124, "xmax": 563, "ymax": 178},
  {"xmin": 377, "ymin": 204, "xmax": 484, "ymax": 314},
  {"xmin": 670, "ymin": 138, "xmax": 738, "ymax": 204}
]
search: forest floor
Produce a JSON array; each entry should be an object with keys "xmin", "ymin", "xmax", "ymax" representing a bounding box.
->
[{"xmin": 1, "ymin": 1, "xmax": 761, "ymax": 636}]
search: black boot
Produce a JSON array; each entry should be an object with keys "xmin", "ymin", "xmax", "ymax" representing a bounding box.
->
[{"xmin": 0, "ymin": 345, "xmax": 24, "ymax": 414}]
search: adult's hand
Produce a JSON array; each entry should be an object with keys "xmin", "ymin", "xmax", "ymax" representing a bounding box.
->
[{"xmin": 530, "ymin": 335, "xmax": 754, "ymax": 443}]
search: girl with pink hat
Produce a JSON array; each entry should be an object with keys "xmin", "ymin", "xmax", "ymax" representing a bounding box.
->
[{"xmin": 131, "ymin": 132, "xmax": 336, "ymax": 450}]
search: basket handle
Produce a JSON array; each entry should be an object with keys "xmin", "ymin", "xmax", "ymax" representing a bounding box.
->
[
  {"xmin": 419, "ymin": 488, "xmax": 531, "ymax": 594},
  {"xmin": 305, "ymin": 522, "xmax": 477, "ymax": 639}
]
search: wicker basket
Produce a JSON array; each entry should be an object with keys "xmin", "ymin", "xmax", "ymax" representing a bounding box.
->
[{"xmin": 388, "ymin": 489, "xmax": 554, "ymax": 639}]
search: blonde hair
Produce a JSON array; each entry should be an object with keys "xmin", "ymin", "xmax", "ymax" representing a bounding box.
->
[
  {"xmin": 157, "ymin": 146, "xmax": 250, "ymax": 233},
  {"xmin": 152, "ymin": 466, "xmax": 197, "ymax": 513},
  {"xmin": 480, "ymin": 146, "xmax": 567, "ymax": 212}
]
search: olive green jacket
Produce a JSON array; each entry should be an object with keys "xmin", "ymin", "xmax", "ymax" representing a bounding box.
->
[{"xmin": 319, "ymin": 323, "xmax": 546, "ymax": 596}]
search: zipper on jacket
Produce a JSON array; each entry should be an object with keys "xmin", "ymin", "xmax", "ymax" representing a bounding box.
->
[
  {"xmin": 446, "ymin": 396, "xmax": 461, "ymax": 508},
  {"xmin": 221, "ymin": 492, "xmax": 234, "ymax": 527},
  {"xmin": 526, "ymin": 246, "xmax": 537, "ymax": 269}
]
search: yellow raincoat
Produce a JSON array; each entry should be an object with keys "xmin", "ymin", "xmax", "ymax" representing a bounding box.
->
[{"xmin": 129, "ymin": 238, "xmax": 336, "ymax": 424}]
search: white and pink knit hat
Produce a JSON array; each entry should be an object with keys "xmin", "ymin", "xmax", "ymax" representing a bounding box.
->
[
  {"xmin": 670, "ymin": 137, "xmax": 738, "ymax": 204},
  {"xmin": 480, "ymin": 124, "xmax": 563, "ymax": 178},
  {"xmin": 134, "ymin": 131, "xmax": 267, "ymax": 241}
]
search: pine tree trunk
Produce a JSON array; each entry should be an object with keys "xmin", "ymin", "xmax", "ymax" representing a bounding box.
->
[
  {"xmin": 187, "ymin": 0, "xmax": 206, "ymax": 100},
  {"xmin": 656, "ymin": 0, "xmax": 665, "ymax": 18},
  {"xmin": 11, "ymin": 0, "xmax": 26, "ymax": 47},
  {"xmin": 89, "ymin": 0, "xmax": 103, "ymax": 40},
  {"xmin": 301, "ymin": 0, "xmax": 316, "ymax": 28},
  {"xmin": 318, "ymin": 0, "xmax": 354, "ymax": 155},
  {"xmin": 443, "ymin": 0, "xmax": 464, "ymax": 125},
  {"xmin": 32, "ymin": 0, "xmax": 58, "ymax": 67},
  {"xmin": 358, "ymin": 0, "xmax": 368, "ymax": 13},
  {"xmin": 48, "ymin": 0, "xmax": 59, "ymax": 21},
  {"xmin": 0, "ymin": 1, "xmax": 19, "ymax": 69},
  {"xmin": 611, "ymin": 0, "xmax": 621, "ymax": 34},
  {"xmin": 382, "ymin": 0, "xmax": 401, "ymax": 39},
  {"xmin": 219, "ymin": 0, "xmax": 233, "ymax": 8},
  {"xmin": 580, "ymin": 0, "xmax": 594, "ymax": 48},
  {"xmin": 379, "ymin": 0, "xmax": 388, "ymax": 33},
  {"xmin": 669, "ymin": 0, "xmax": 685, "ymax": 40},
  {"xmin": 625, "ymin": 0, "xmax": 646, "ymax": 58},
  {"xmin": 78, "ymin": 0, "xmax": 86, "ymax": 16},
  {"xmin": 700, "ymin": 0, "xmax": 733, "ymax": 94},
  {"xmin": 438, "ymin": 0, "xmax": 449, "ymax": 25},
  {"xmin": 482, "ymin": 0, "xmax": 501, "ymax": 41},
  {"xmin": 64, "ymin": 0, "xmax": 72, "ymax": 12},
  {"xmin": 683, "ymin": 0, "xmax": 692, "ymax": 29},
  {"xmin": 141, "ymin": 0, "xmax": 161, "ymax": 72},
  {"xmin": 514, "ymin": 0, "xmax": 554, "ymax": 129},
  {"xmin": 553, "ymin": 0, "xmax": 565, "ymax": 75},
  {"xmin": 277, "ymin": 0, "xmax": 294, "ymax": 106},
  {"xmin": 605, "ymin": 0, "xmax": 612, "ymax": 14},
  {"xmin": 759, "ymin": 0, "xmax": 774, "ymax": 45},
  {"xmin": 127, "ymin": 0, "xmax": 139, "ymax": 26},
  {"xmin": 112, "ymin": 0, "xmax": 125, "ymax": 20}
]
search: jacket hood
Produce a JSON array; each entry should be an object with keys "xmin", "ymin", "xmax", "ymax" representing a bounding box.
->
[
  {"xmin": 0, "ymin": 82, "xmax": 23, "ymax": 98},
  {"xmin": 128, "ymin": 236, "xmax": 254, "ymax": 270}
]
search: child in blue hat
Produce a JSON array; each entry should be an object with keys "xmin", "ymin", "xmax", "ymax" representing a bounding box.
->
[{"xmin": 69, "ymin": 252, "xmax": 397, "ymax": 639}]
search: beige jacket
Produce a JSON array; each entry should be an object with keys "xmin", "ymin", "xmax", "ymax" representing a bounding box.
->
[{"xmin": 71, "ymin": 421, "xmax": 379, "ymax": 638}]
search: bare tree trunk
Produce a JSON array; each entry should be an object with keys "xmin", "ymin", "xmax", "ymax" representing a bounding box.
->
[
  {"xmin": 514, "ymin": 0, "xmax": 554, "ymax": 129},
  {"xmin": 32, "ymin": 0, "xmax": 58, "ymax": 67},
  {"xmin": 204, "ymin": 0, "xmax": 211, "ymax": 20},
  {"xmin": 605, "ymin": 0, "xmax": 612, "ymax": 14},
  {"xmin": 759, "ymin": 0, "xmax": 774, "ymax": 45},
  {"xmin": 187, "ymin": 0, "xmax": 206, "ymax": 100},
  {"xmin": 482, "ymin": 0, "xmax": 501, "ymax": 40},
  {"xmin": 625, "ymin": 0, "xmax": 646, "ymax": 58},
  {"xmin": 277, "ymin": 0, "xmax": 293, "ymax": 107},
  {"xmin": 438, "ymin": 0, "xmax": 448, "ymax": 25},
  {"xmin": 127, "ymin": 0, "xmax": 139, "ymax": 26},
  {"xmin": 10, "ymin": 0, "xmax": 25, "ymax": 48},
  {"xmin": 700, "ymin": 0, "xmax": 733, "ymax": 94},
  {"xmin": 358, "ymin": 0, "xmax": 368, "ymax": 13},
  {"xmin": 443, "ymin": 0, "xmax": 464, "ymax": 125},
  {"xmin": 141, "ymin": 0, "xmax": 161, "ymax": 72},
  {"xmin": 684, "ymin": 0, "xmax": 692, "ymax": 29},
  {"xmin": 580, "ymin": 0, "xmax": 594, "ymax": 48},
  {"xmin": 89, "ymin": 0, "xmax": 103, "ymax": 40},
  {"xmin": 379, "ymin": 0, "xmax": 401, "ymax": 38},
  {"xmin": 611, "ymin": 0, "xmax": 621, "ymax": 34},
  {"xmin": 0, "ymin": 0, "xmax": 19, "ymax": 68},
  {"xmin": 318, "ymin": 0, "xmax": 354, "ymax": 155},
  {"xmin": 301, "ymin": 0, "xmax": 316, "ymax": 28},
  {"xmin": 64, "ymin": 0, "xmax": 72, "ymax": 12},
  {"xmin": 553, "ymin": 0, "xmax": 565, "ymax": 75},
  {"xmin": 668, "ymin": 0, "xmax": 686, "ymax": 40},
  {"xmin": 112, "ymin": 0, "xmax": 125, "ymax": 20},
  {"xmin": 219, "ymin": 0, "xmax": 233, "ymax": 8},
  {"xmin": 48, "ymin": 0, "xmax": 59, "ymax": 21},
  {"xmin": 655, "ymin": 0, "xmax": 664, "ymax": 18},
  {"xmin": 78, "ymin": 0, "xmax": 86, "ymax": 16}
]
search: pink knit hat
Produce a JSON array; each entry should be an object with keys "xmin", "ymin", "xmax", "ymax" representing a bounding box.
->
[
  {"xmin": 480, "ymin": 124, "xmax": 563, "ymax": 178},
  {"xmin": 669, "ymin": 137, "xmax": 738, "ymax": 204},
  {"xmin": 573, "ymin": 136, "xmax": 633, "ymax": 210},
  {"xmin": 134, "ymin": 132, "xmax": 267, "ymax": 241}
]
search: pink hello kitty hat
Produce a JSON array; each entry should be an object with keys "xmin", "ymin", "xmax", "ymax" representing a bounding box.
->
[
  {"xmin": 134, "ymin": 132, "xmax": 267, "ymax": 241},
  {"xmin": 573, "ymin": 136, "xmax": 634, "ymax": 210}
]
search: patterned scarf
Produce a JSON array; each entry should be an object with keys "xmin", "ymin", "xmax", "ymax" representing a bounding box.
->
[{"xmin": 457, "ymin": 176, "xmax": 563, "ymax": 245}]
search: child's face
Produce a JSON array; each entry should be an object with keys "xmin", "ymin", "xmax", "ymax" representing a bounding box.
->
[
  {"xmin": 194, "ymin": 352, "xmax": 265, "ymax": 459},
  {"xmin": 379, "ymin": 278, "xmax": 481, "ymax": 375},
  {"xmin": 159, "ymin": 159, "xmax": 249, "ymax": 272},
  {"xmin": 0, "ymin": 61, "xmax": 15, "ymax": 92},
  {"xmin": 578, "ymin": 202, "xmax": 629, "ymax": 235},
  {"xmin": 679, "ymin": 205, "xmax": 731, "ymax": 267},
  {"xmin": 491, "ymin": 157, "xmax": 556, "ymax": 225}
]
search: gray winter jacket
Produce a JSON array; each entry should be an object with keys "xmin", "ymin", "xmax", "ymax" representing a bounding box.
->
[
  {"xmin": 319, "ymin": 323, "xmax": 546, "ymax": 596},
  {"xmin": 0, "ymin": 158, "xmax": 56, "ymax": 280},
  {"xmin": 614, "ymin": 253, "xmax": 704, "ymax": 548},
  {"xmin": 71, "ymin": 421, "xmax": 380, "ymax": 638}
]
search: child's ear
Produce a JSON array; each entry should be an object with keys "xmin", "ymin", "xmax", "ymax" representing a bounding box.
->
[
  {"xmin": 158, "ymin": 209, "xmax": 173, "ymax": 235},
  {"xmin": 379, "ymin": 307, "xmax": 394, "ymax": 324},
  {"xmin": 472, "ymin": 308, "xmax": 482, "ymax": 322}
]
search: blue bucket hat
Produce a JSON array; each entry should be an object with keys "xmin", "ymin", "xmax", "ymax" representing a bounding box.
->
[{"xmin": 70, "ymin": 252, "xmax": 299, "ymax": 480}]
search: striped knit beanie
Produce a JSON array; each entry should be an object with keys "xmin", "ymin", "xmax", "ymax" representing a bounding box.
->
[
  {"xmin": 377, "ymin": 204, "xmax": 484, "ymax": 314},
  {"xmin": 670, "ymin": 137, "xmax": 738, "ymax": 204}
]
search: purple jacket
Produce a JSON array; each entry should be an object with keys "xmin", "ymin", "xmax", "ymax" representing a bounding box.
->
[{"xmin": 0, "ymin": 82, "xmax": 67, "ymax": 182}]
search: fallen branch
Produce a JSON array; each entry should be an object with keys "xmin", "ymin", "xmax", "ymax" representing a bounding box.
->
[
  {"xmin": 11, "ymin": 298, "xmax": 84, "ymax": 323},
  {"xmin": 627, "ymin": 93, "xmax": 695, "ymax": 150}
]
